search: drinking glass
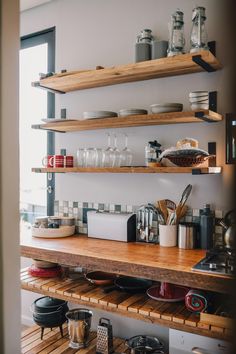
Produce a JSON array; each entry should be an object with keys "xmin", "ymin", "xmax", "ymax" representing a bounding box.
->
[
  {"xmin": 77, "ymin": 148, "xmax": 86, "ymax": 167},
  {"xmin": 85, "ymin": 148, "xmax": 96, "ymax": 167},
  {"xmin": 120, "ymin": 134, "xmax": 133, "ymax": 166},
  {"xmin": 102, "ymin": 133, "xmax": 113, "ymax": 167},
  {"xmin": 111, "ymin": 134, "xmax": 121, "ymax": 167},
  {"xmin": 95, "ymin": 148, "xmax": 103, "ymax": 167}
]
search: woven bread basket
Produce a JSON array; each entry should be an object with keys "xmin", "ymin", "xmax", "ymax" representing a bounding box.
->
[{"xmin": 166, "ymin": 154, "xmax": 213, "ymax": 167}]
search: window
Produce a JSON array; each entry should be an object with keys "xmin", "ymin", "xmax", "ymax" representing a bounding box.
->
[{"xmin": 20, "ymin": 28, "xmax": 55, "ymax": 228}]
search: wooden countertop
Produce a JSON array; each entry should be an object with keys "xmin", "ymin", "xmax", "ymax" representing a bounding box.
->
[{"xmin": 20, "ymin": 233, "xmax": 232, "ymax": 294}]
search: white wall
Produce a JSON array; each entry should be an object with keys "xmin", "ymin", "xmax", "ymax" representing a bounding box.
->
[
  {"xmin": 20, "ymin": 0, "xmax": 233, "ymax": 345},
  {"xmin": 1, "ymin": 0, "xmax": 21, "ymax": 353}
]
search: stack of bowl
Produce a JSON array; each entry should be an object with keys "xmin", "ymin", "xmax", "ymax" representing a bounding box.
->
[{"xmin": 189, "ymin": 91, "xmax": 209, "ymax": 111}]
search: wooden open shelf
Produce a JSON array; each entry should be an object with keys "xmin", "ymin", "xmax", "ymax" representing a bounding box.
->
[
  {"xmin": 21, "ymin": 268, "xmax": 231, "ymax": 341},
  {"xmin": 21, "ymin": 325, "xmax": 126, "ymax": 354},
  {"xmin": 32, "ymin": 110, "xmax": 223, "ymax": 133},
  {"xmin": 32, "ymin": 51, "xmax": 222, "ymax": 93},
  {"xmin": 32, "ymin": 166, "xmax": 222, "ymax": 174}
]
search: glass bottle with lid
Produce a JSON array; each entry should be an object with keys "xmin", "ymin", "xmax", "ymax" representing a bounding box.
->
[
  {"xmin": 135, "ymin": 29, "xmax": 154, "ymax": 62},
  {"xmin": 167, "ymin": 9, "xmax": 185, "ymax": 57},
  {"xmin": 190, "ymin": 6, "xmax": 209, "ymax": 53}
]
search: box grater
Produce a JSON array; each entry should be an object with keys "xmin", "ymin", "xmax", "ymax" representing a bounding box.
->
[{"xmin": 96, "ymin": 318, "xmax": 114, "ymax": 354}]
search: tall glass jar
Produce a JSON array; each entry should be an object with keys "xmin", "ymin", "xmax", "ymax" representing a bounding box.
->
[
  {"xmin": 167, "ymin": 10, "xmax": 185, "ymax": 57},
  {"xmin": 190, "ymin": 6, "xmax": 208, "ymax": 53}
]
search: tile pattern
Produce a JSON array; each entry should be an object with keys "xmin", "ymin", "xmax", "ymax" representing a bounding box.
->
[{"xmin": 54, "ymin": 200, "xmax": 225, "ymax": 246}]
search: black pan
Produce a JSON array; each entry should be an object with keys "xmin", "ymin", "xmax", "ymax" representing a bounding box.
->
[{"xmin": 103, "ymin": 276, "xmax": 152, "ymax": 294}]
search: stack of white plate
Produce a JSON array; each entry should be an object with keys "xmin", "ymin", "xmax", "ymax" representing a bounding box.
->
[
  {"xmin": 150, "ymin": 103, "xmax": 183, "ymax": 114},
  {"xmin": 83, "ymin": 111, "xmax": 117, "ymax": 119},
  {"xmin": 189, "ymin": 91, "xmax": 209, "ymax": 111},
  {"xmin": 118, "ymin": 108, "xmax": 148, "ymax": 117}
]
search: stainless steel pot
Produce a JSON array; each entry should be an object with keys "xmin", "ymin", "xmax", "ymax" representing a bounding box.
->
[
  {"xmin": 125, "ymin": 335, "xmax": 164, "ymax": 354},
  {"xmin": 178, "ymin": 222, "xmax": 197, "ymax": 249},
  {"xmin": 66, "ymin": 308, "xmax": 93, "ymax": 349}
]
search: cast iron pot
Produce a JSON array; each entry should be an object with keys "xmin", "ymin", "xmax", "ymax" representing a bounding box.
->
[
  {"xmin": 31, "ymin": 296, "xmax": 69, "ymax": 339},
  {"xmin": 125, "ymin": 335, "xmax": 164, "ymax": 354}
]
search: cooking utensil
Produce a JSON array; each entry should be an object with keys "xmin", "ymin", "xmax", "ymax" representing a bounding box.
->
[
  {"xmin": 125, "ymin": 335, "xmax": 164, "ymax": 354},
  {"xmin": 165, "ymin": 199, "xmax": 176, "ymax": 210},
  {"xmin": 147, "ymin": 282, "xmax": 189, "ymax": 302},
  {"xmin": 103, "ymin": 276, "xmax": 152, "ymax": 294},
  {"xmin": 170, "ymin": 184, "xmax": 192, "ymax": 225},
  {"xmin": 66, "ymin": 308, "xmax": 93, "ymax": 349},
  {"xmin": 156, "ymin": 200, "xmax": 168, "ymax": 224},
  {"xmin": 96, "ymin": 318, "xmax": 114, "ymax": 354},
  {"xmin": 85, "ymin": 271, "xmax": 116, "ymax": 285},
  {"xmin": 31, "ymin": 296, "xmax": 68, "ymax": 339}
]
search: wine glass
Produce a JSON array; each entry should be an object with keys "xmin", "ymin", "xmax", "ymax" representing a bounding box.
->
[
  {"xmin": 111, "ymin": 134, "xmax": 121, "ymax": 167},
  {"xmin": 102, "ymin": 133, "xmax": 113, "ymax": 167},
  {"xmin": 120, "ymin": 134, "xmax": 133, "ymax": 166}
]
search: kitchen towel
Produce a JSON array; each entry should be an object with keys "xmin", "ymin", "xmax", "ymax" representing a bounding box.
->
[{"xmin": 185, "ymin": 289, "xmax": 208, "ymax": 313}]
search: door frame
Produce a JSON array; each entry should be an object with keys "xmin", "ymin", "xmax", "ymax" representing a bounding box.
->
[{"xmin": 21, "ymin": 27, "xmax": 55, "ymax": 215}]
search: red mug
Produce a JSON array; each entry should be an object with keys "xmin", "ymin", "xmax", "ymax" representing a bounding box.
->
[
  {"xmin": 42, "ymin": 155, "xmax": 54, "ymax": 167},
  {"xmin": 64, "ymin": 155, "xmax": 74, "ymax": 167},
  {"xmin": 49, "ymin": 155, "xmax": 64, "ymax": 168}
]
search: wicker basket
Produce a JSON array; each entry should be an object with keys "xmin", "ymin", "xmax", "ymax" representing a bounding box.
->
[{"xmin": 166, "ymin": 154, "xmax": 213, "ymax": 167}]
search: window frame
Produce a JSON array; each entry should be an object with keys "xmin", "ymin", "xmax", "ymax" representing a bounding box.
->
[{"xmin": 20, "ymin": 27, "xmax": 55, "ymax": 215}]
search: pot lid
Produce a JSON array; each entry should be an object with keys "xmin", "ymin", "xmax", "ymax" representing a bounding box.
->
[
  {"xmin": 126, "ymin": 335, "xmax": 163, "ymax": 351},
  {"xmin": 34, "ymin": 296, "xmax": 67, "ymax": 309}
]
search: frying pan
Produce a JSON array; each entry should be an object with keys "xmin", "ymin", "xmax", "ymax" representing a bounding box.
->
[
  {"xmin": 103, "ymin": 276, "xmax": 153, "ymax": 294},
  {"xmin": 85, "ymin": 271, "xmax": 116, "ymax": 285}
]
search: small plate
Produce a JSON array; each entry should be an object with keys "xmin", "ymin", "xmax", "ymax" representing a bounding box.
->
[{"xmin": 147, "ymin": 284, "xmax": 189, "ymax": 302}]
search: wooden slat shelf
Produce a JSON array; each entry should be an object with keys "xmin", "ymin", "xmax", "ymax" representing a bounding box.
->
[
  {"xmin": 32, "ymin": 51, "xmax": 222, "ymax": 93},
  {"xmin": 32, "ymin": 110, "xmax": 223, "ymax": 133},
  {"xmin": 21, "ymin": 325, "xmax": 127, "ymax": 354},
  {"xmin": 20, "ymin": 233, "xmax": 233, "ymax": 294},
  {"xmin": 32, "ymin": 166, "xmax": 222, "ymax": 174},
  {"xmin": 20, "ymin": 269, "xmax": 231, "ymax": 341}
]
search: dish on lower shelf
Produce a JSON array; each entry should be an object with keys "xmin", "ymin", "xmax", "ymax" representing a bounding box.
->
[
  {"xmin": 147, "ymin": 283, "xmax": 189, "ymax": 302},
  {"xmin": 32, "ymin": 225, "xmax": 75, "ymax": 238},
  {"xmin": 83, "ymin": 111, "xmax": 118, "ymax": 119}
]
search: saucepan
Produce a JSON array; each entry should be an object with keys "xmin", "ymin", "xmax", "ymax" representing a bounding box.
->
[
  {"xmin": 103, "ymin": 276, "xmax": 153, "ymax": 294},
  {"xmin": 125, "ymin": 335, "xmax": 164, "ymax": 354}
]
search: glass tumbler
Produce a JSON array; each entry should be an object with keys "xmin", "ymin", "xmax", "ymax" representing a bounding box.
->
[
  {"xmin": 85, "ymin": 148, "xmax": 96, "ymax": 167},
  {"xmin": 76, "ymin": 148, "xmax": 86, "ymax": 167},
  {"xmin": 95, "ymin": 148, "xmax": 103, "ymax": 167}
]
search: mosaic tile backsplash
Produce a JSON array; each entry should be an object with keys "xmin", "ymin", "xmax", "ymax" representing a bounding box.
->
[{"xmin": 54, "ymin": 200, "xmax": 225, "ymax": 246}]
